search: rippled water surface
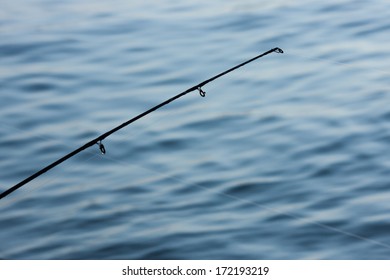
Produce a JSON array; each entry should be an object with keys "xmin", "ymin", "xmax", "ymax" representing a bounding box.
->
[{"xmin": 1, "ymin": 0, "xmax": 390, "ymax": 259}]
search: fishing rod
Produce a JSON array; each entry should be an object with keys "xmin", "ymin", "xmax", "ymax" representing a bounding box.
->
[{"xmin": 0, "ymin": 47, "xmax": 283, "ymax": 200}]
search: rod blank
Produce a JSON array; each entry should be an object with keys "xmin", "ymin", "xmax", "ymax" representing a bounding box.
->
[{"xmin": 0, "ymin": 47, "xmax": 283, "ymax": 200}]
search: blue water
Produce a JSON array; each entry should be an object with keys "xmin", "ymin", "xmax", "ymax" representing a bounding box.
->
[{"xmin": 1, "ymin": 0, "xmax": 390, "ymax": 259}]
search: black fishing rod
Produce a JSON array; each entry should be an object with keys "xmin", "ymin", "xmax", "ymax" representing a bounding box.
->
[{"xmin": 0, "ymin": 47, "xmax": 283, "ymax": 200}]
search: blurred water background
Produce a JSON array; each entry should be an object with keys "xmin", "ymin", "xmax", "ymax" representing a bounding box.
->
[{"xmin": 1, "ymin": 0, "xmax": 390, "ymax": 259}]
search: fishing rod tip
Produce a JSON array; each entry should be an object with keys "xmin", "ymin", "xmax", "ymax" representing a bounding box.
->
[{"xmin": 273, "ymin": 47, "xmax": 283, "ymax": 53}]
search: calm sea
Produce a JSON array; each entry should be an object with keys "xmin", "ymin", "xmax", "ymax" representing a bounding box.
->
[{"xmin": 1, "ymin": 0, "xmax": 390, "ymax": 259}]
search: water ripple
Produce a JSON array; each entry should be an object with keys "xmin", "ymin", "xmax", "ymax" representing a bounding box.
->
[{"xmin": 1, "ymin": 0, "xmax": 390, "ymax": 260}]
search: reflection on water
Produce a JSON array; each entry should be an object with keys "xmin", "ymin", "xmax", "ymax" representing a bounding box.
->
[{"xmin": 0, "ymin": 0, "xmax": 390, "ymax": 259}]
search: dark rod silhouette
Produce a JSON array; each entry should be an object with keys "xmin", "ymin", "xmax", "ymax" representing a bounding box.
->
[{"xmin": 0, "ymin": 47, "xmax": 283, "ymax": 200}]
